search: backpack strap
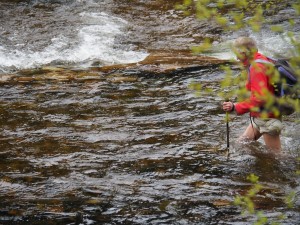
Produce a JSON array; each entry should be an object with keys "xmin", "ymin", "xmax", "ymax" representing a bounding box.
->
[
  {"xmin": 253, "ymin": 59, "xmax": 272, "ymax": 65},
  {"xmin": 247, "ymin": 58, "xmax": 283, "ymax": 94},
  {"xmin": 248, "ymin": 59, "xmax": 273, "ymax": 81}
]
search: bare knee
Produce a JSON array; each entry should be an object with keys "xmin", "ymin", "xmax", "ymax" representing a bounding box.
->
[
  {"xmin": 263, "ymin": 134, "xmax": 281, "ymax": 153},
  {"xmin": 238, "ymin": 124, "xmax": 261, "ymax": 142}
]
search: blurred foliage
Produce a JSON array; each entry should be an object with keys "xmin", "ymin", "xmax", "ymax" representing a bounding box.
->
[
  {"xmin": 176, "ymin": 0, "xmax": 300, "ymax": 224},
  {"xmin": 234, "ymin": 174, "xmax": 288, "ymax": 225},
  {"xmin": 176, "ymin": 0, "xmax": 300, "ymax": 115}
]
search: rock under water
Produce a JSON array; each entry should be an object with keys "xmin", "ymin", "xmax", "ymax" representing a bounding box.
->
[{"xmin": 0, "ymin": 51, "xmax": 230, "ymax": 84}]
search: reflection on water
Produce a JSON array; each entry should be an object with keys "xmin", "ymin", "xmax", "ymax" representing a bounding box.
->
[{"xmin": 0, "ymin": 68, "xmax": 299, "ymax": 224}]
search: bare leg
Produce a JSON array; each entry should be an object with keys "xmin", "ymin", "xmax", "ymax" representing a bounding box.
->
[
  {"xmin": 238, "ymin": 124, "xmax": 262, "ymax": 142},
  {"xmin": 237, "ymin": 123, "xmax": 281, "ymax": 154},
  {"xmin": 263, "ymin": 134, "xmax": 281, "ymax": 153}
]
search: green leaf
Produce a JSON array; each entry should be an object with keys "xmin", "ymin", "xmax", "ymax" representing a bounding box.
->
[
  {"xmin": 271, "ymin": 25, "xmax": 284, "ymax": 33},
  {"xmin": 191, "ymin": 38, "xmax": 212, "ymax": 53},
  {"xmin": 289, "ymin": 19, "xmax": 295, "ymax": 27},
  {"xmin": 247, "ymin": 174, "xmax": 259, "ymax": 183},
  {"xmin": 285, "ymin": 191, "xmax": 296, "ymax": 208},
  {"xmin": 216, "ymin": 16, "xmax": 228, "ymax": 26},
  {"xmin": 293, "ymin": 3, "xmax": 300, "ymax": 15}
]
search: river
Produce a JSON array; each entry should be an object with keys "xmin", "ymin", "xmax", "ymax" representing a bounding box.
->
[{"xmin": 0, "ymin": 0, "xmax": 300, "ymax": 224}]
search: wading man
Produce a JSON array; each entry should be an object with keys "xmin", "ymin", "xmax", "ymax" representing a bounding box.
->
[{"xmin": 223, "ymin": 37, "xmax": 283, "ymax": 153}]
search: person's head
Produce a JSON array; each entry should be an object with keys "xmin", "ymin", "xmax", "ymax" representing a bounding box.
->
[{"xmin": 232, "ymin": 37, "xmax": 258, "ymax": 64}]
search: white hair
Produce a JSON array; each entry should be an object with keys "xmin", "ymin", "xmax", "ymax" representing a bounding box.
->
[{"xmin": 233, "ymin": 37, "xmax": 258, "ymax": 53}]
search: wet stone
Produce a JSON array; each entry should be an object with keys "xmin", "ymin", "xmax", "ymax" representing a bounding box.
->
[{"xmin": 0, "ymin": 75, "xmax": 14, "ymax": 83}]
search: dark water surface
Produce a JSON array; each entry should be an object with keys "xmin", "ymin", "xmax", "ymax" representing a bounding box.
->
[
  {"xmin": 0, "ymin": 0, "xmax": 300, "ymax": 224},
  {"xmin": 0, "ymin": 68, "xmax": 299, "ymax": 224}
]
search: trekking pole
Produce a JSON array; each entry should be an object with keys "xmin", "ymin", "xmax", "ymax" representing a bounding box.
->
[
  {"xmin": 226, "ymin": 111, "xmax": 230, "ymax": 149},
  {"xmin": 225, "ymin": 99, "xmax": 230, "ymax": 159}
]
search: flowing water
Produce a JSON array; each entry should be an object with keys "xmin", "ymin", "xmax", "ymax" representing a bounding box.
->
[
  {"xmin": 0, "ymin": 0, "xmax": 300, "ymax": 224},
  {"xmin": 0, "ymin": 0, "xmax": 148, "ymax": 72},
  {"xmin": 1, "ymin": 69, "xmax": 299, "ymax": 224}
]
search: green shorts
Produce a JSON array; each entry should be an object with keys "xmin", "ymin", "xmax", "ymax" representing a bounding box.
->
[{"xmin": 252, "ymin": 117, "xmax": 283, "ymax": 136}]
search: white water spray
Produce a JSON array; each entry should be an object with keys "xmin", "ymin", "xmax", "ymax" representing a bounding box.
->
[{"xmin": 0, "ymin": 11, "xmax": 148, "ymax": 73}]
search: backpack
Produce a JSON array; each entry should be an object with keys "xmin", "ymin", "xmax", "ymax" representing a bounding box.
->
[
  {"xmin": 254, "ymin": 58, "xmax": 298, "ymax": 96},
  {"xmin": 251, "ymin": 57, "xmax": 299, "ymax": 115}
]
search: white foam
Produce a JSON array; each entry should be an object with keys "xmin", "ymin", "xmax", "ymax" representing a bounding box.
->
[
  {"xmin": 0, "ymin": 12, "xmax": 148, "ymax": 72},
  {"xmin": 204, "ymin": 31, "xmax": 299, "ymax": 61}
]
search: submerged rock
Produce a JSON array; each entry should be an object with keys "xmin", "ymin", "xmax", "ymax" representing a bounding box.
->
[
  {"xmin": 94, "ymin": 50, "xmax": 229, "ymax": 75},
  {"xmin": 107, "ymin": 74, "xmax": 139, "ymax": 83},
  {"xmin": 9, "ymin": 69, "xmax": 103, "ymax": 84},
  {"xmin": 0, "ymin": 74, "xmax": 14, "ymax": 83},
  {"xmin": 0, "ymin": 50, "xmax": 229, "ymax": 85}
]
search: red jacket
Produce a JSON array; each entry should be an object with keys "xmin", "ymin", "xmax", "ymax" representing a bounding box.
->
[{"xmin": 234, "ymin": 52, "xmax": 278, "ymax": 118}]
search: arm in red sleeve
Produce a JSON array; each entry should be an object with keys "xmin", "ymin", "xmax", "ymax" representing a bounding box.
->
[{"xmin": 234, "ymin": 63, "xmax": 272, "ymax": 115}]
